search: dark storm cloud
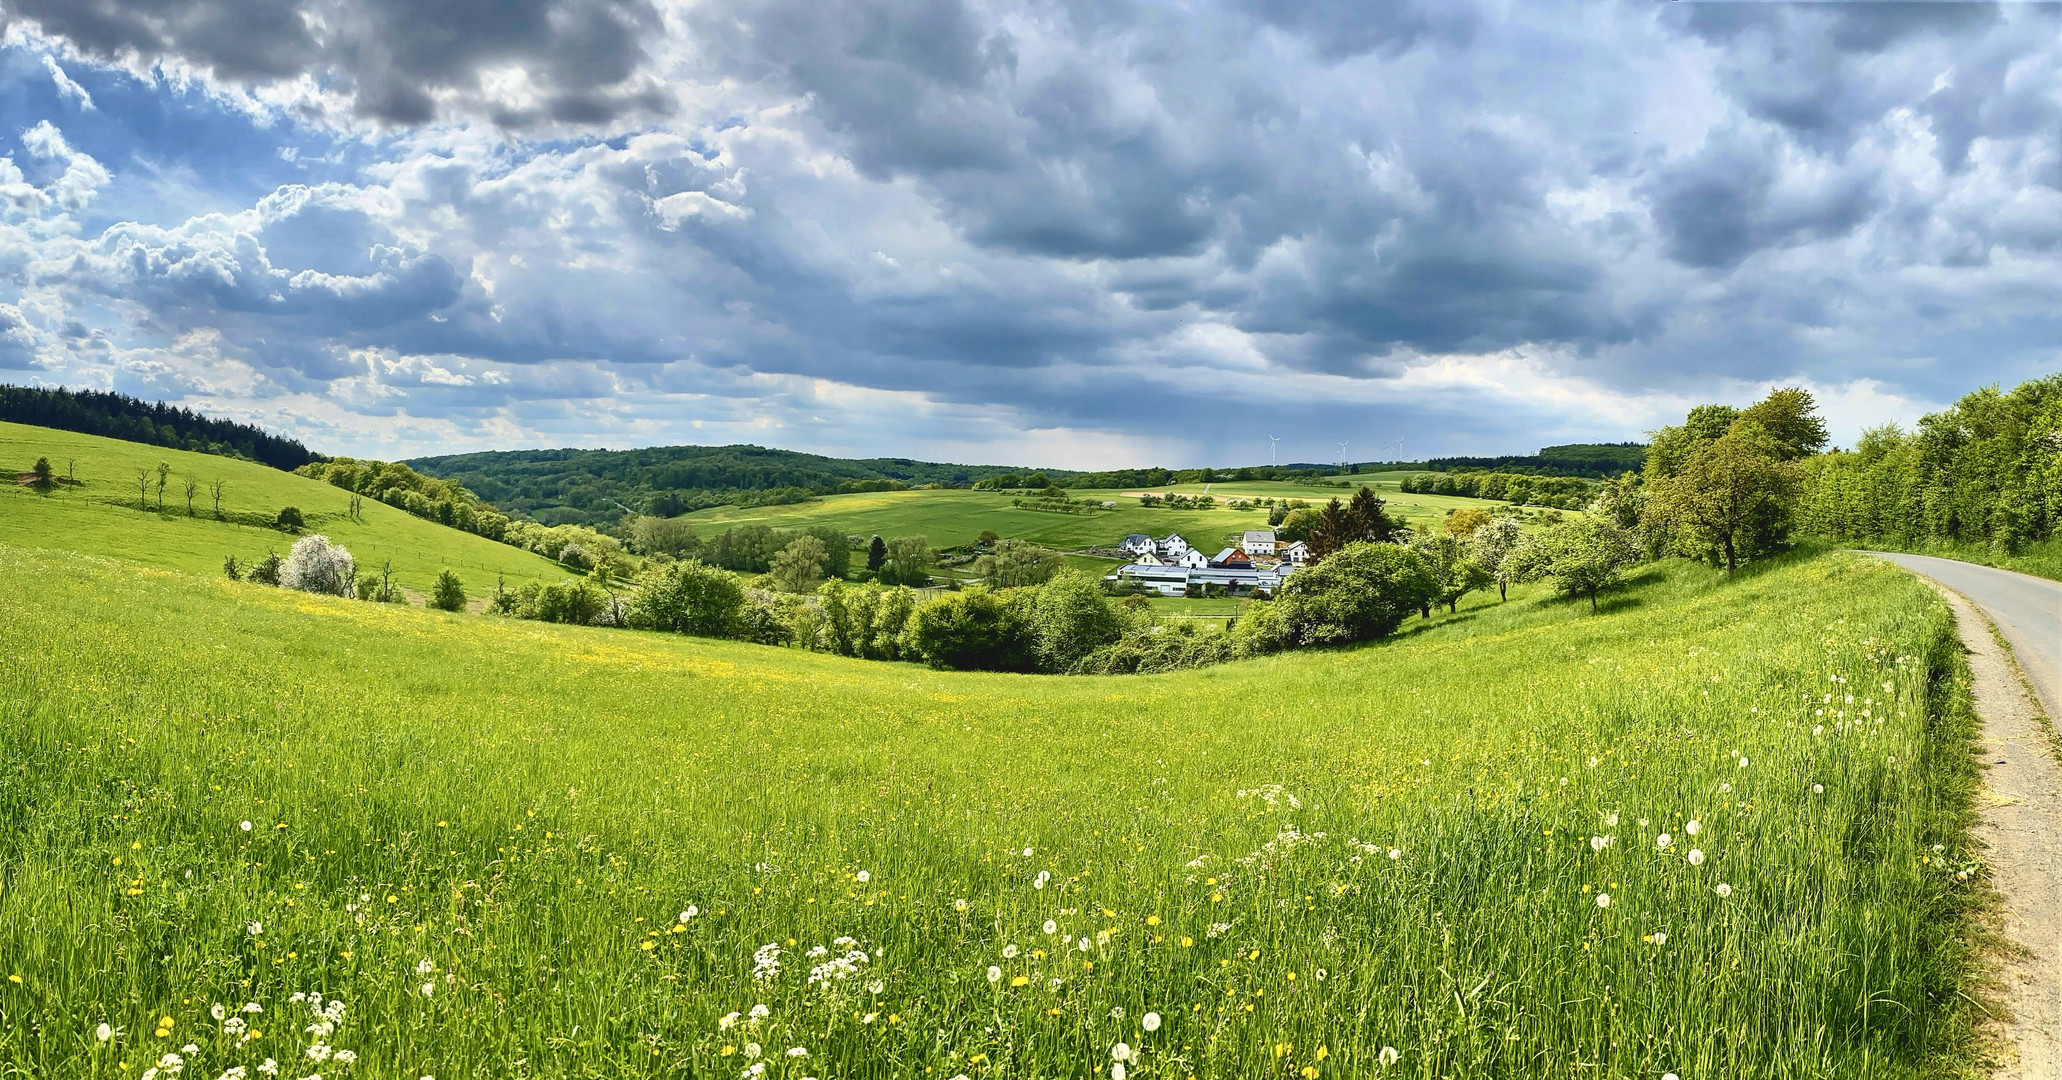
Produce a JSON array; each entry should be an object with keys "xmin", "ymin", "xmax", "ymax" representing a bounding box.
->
[
  {"xmin": 1, "ymin": 0, "xmax": 669, "ymax": 126},
  {"xmin": 5, "ymin": 1, "xmax": 2059, "ymax": 461}
]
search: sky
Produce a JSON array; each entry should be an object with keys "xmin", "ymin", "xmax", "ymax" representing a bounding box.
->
[{"xmin": 0, "ymin": 1, "xmax": 2054, "ymax": 468}]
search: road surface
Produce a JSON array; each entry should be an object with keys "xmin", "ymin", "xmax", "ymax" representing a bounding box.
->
[{"xmin": 1869, "ymin": 552, "xmax": 2062, "ymax": 1078}]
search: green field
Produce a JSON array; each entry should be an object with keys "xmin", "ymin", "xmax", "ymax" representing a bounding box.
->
[
  {"xmin": 678, "ymin": 483, "xmax": 1522, "ymax": 558},
  {"xmin": 0, "ymin": 527, "xmax": 1983, "ymax": 1078},
  {"xmin": 1, "ymin": 422, "xmax": 575, "ymax": 596}
]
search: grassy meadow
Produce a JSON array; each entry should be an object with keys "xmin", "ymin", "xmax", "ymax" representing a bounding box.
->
[
  {"xmin": 1, "ymin": 422, "xmax": 575, "ymax": 595},
  {"xmin": 680, "ymin": 482, "xmax": 1521, "ymax": 557},
  {"xmin": 0, "ymin": 537, "xmax": 1984, "ymax": 1078}
]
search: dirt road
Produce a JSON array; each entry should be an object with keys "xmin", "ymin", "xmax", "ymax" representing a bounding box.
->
[{"xmin": 1870, "ymin": 552, "xmax": 2062, "ymax": 1078}]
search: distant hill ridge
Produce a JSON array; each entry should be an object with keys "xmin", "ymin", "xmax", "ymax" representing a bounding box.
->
[{"xmin": 0, "ymin": 384, "xmax": 322, "ymax": 471}]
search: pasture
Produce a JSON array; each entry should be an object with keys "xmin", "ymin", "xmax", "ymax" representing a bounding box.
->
[
  {"xmin": 0, "ymin": 422, "xmax": 574, "ymax": 593},
  {"xmin": 0, "ymin": 539, "xmax": 1983, "ymax": 1078}
]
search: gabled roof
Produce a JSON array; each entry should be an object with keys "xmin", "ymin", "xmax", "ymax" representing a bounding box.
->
[
  {"xmin": 1213, "ymin": 547, "xmax": 1249, "ymax": 563},
  {"xmin": 1123, "ymin": 533, "xmax": 1152, "ymax": 543},
  {"xmin": 1243, "ymin": 529, "xmax": 1276, "ymax": 542}
]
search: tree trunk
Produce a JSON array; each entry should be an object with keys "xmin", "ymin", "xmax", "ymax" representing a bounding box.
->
[
  {"xmin": 1721, "ymin": 533, "xmax": 1737, "ymax": 572},
  {"xmin": 1499, "ymin": 580, "xmax": 1507, "ymax": 602},
  {"xmin": 1590, "ymin": 588, "xmax": 1599, "ymax": 614}
]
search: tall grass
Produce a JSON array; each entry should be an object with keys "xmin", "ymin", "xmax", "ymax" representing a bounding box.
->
[{"xmin": 0, "ymin": 544, "xmax": 1982, "ymax": 1078}]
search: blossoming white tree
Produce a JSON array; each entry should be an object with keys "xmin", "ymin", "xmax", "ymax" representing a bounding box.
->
[{"xmin": 279, "ymin": 535, "xmax": 356, "ymax": 597}]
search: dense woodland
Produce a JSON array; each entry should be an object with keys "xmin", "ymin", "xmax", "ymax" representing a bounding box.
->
[
  {"xmin": 0, "ymin": 384, "xmax": 321, "ymax": 470},
  {"xmin": 406, "ymin": 445, "xmax": 1056, "ymax": 524},
  {"xmin": 1797, "ymin": 376, "xmax": 2062, "ymax": 554}
]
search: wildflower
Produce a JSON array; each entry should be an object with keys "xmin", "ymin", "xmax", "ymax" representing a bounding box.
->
[
  {"xmin": 1142, "ymin": 1012, "xmax": 1162, "ymax": 1032},
  {"xmin": 419, "ymin": 983, "xmax": 434, "ymax": 998},
  {"xmin": 1387, "ymin": 848, "xmax": 1401, "ymax": 860},
  {"xmin": 1688, "ymin": 849, "xmax": 1705, "ymax": 866},
  {"xmin": 862, "ymin": 1013, "xmax": 877, "ymax": 1025},
  {"xmin": 954, "ymin": 898, "xmax": 969, "ymax": 912},
  {"xmin": 1112, "ymin": 1042, "xmax": 1132, "ymax": 1062},
  {"xmin": 95, "ymin": 1023, "xmax": 113, "ymax": 1042},
  {"xmin": 1590, "ymin": 836, "xmax": 1606, "ymax": 852},
  {"xmin": 752, "ymin": 943, "xmax": 781, "ymax": 982},
  {"xmin": 1656, "ymin": 833, "xmax": 1672, "ymax": 848},
  {"xmin": 720, "ymin": 1013, "xmax": 740, "ymax": 1031},
  {"xmin": 866, "ymin": 979, "xmax": 884, "ymax": 994},
  {"xmin": 743, "ymin": 1044, "xmax": 762, "ymax": 1060},
  {"xmin": 1043, "ymin": 920, "xmax": 1058, "ymax": 934},
  {"xmin": 1605, "ymin": 811, "xmax": 1619, "ymax": 827},
  {"xmin": 987, "ymin": 966, "xmax": 1003, "ymax": 983},
  {"xmin": 248, "ymin": 922, "xmax": 263, "ymax": 936},
  {"xmin": 680, "ymin": 907, "xmax": 699, "ymax": 923},
  {"xmin": 1719, "ymin": 783, "xmax": 1732, "ymax": 794},
  {"xmin": 212, "ymin": 1005, "xmax": 227, "ymax": 1021},
  {"xmin": 307, "ymin": 1044, "xmax": 332, "ymax": 1062},
  {"xmin": 1685, "ymin": 820, "xmax": 1701, "ymax": 836},
  {"xmin": 257, "ymin": 1063, "xmax": 279, "ymax": 1077},
  {"xmin": 1314, "ymin": 968, "xmax": 1326, "ymax": 981},
  {"xmin": 1595, "ymin": 893, "xmax": 1611, "ymax": 909},
  {"xmin": 416, "ymin": 958, "xmax": 435, "ymax": 975},
  {"xmin": 1716, "ymin": 883, "xmax": 1733, "ymax": 898},
  {"xmin": 786, "ymin": 1048, "xmax": 809, "ymax": 1058},
  {"xmin": 1813, "ymin": 784, "xmax": 1825, "ymax": 795},
  {"xmin": 1651, "ymin": 931, "xmax": 1668, "ymax": 946},
  {"xmin": 1034, "ymin": 871, "xmax": 1051, "ymax": 890},
  {"xmin": 1664, "ymin": 1074, "xmax": 1680, "ymax": 1080},
  {"xmin": 1023, "ymin": 847, "xmax": 1034, "ymax": 856},
  {"xmin": 1111, "ymin": 1007, "xmax": 1125, "ymax": 1021},
  {"xmin": 333, "ymin": 1052, "xmax": 356, "ymax": 1065},
  {"xmin": 1379, "ymin": 1046, "xmax": 1399, "ymax": 1067},
  {"xmin": 749, "ymin": 1004, "xmax": 770, "ymax": 1021},
  {"xmin": 1003, "ymin": 944, "xmax": 1019, "ymax": 959},
  {"xmin": 240, "ymin": 821, "xmax": 253, "ymax": 832},
  {"xmin": 1739, "ymin": 757, "xmax": 1749, "ymax": 768}
]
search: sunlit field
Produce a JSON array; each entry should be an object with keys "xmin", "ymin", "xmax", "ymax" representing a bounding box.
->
[
  {"xmin": 0, "ymin": 543, "xmax": 1979, "ymax": 1079},
  {"xmin": 0, "ymin": 422, "xmax": 574, "ymax": 592}
]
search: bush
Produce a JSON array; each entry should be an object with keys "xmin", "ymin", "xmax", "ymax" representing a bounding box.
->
[
  {"xmin": 490, "ymin": 580, "xmax": 607, "ymax": 624},
  {"xmin": 275, "ymin": 506, "xmax": 305, "ymax": 532},
  {"xmin": 246, "ymin": 552, "xmax": 283, "ymax": 586},
  {"xmin": 1026, "ymin": 571, "xmax": 1122, "ymax": 671},
  {"xmin": 628, "ymin": 560, "xmax": 744, "ymax": 637},
  {"xmin": 559, "ymin": 543, "xmax": 592, "ymax": 570},
  {"xmin": 735, "ymin": 593, "xmax": 796, "ymax": 646},
  {"xmin": 1259, "ymin": 541, "xmax": 1440, "ymax": 647},
  {"xmin": 904, "ymin": 588, "xmax": 1038, "ymax": 672},
  {"xmin": 30, "ymin": 456, "xmax": 53, "ymax": 490},
  {"xmin": 430, "ymin": 570, "xmax": 468, "ymax": 612},
  {"xmin": 222, "ymin": 555, "xmax": 242, "ymax": 581},
  {"xmin": 279, "ymin": 535, "xmax": 356, "ymax": 597}
]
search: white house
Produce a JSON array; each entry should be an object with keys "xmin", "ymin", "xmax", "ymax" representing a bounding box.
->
[
  {"xmin": 1159, "ymin": 533, "xmax": 1190, "ymax": 558},
  {"xmin": 1282, "ymin": 540, "xmax": 1309, "ymax": 566},
  {"xmin": 1242, "ymin": 529, "xmax": 1277, "ymax": 556},
  {"xmin": 1120, "ymin": 533, "xmax": 1157, "ymax": 557},
  {"xmin": 1132, "ymin": 550, "xmax": 1164, "ymax": 566},
  {"xmin": 1174, "ymin": 547, "xmax": 1210, "ymax": 569}
]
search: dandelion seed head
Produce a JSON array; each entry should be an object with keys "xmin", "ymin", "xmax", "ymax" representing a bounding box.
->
[
  {"xmin": 1685, "ymin": 820, "xmax": 1701, "ymax": 836},
  {"xmin": 987, "ymin": 966, "xmax": 1002, "ymax": 983},
  {"xmin": 1716, "ymin": 883, "xmax": 1733, "ymax": 898},
  {"xmin": 1142, "ymin": 1012, "xmax": 1161, "ymax": 1032},
  {"xmin": 1688, "ymin": 848, "xmax": 1705, "ymax": 866},
  {"xmin": 1379, "ymin": 1046, "xmax": 1399, "ymax": 1067},
  {"xmin": 1044, "ymin": 920, "xmax": 1058, "ymax": 934},
  {"xmin": 1595, "ymin": 893, "xmax": 1611, "ymax": 909}
]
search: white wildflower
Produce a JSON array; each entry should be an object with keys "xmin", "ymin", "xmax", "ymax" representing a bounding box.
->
[
  {"xmin": 749, "ymin": 1004, "xmax": 770, "ymax": 1021},
  {"xmin": 1596, "ymin": 893, "xmax": 1611, "ymax": 909},
  {"xmin": 1685, "ymin": 820, "xmax": 1701, "ymax": 836},
  {"xmin": 1716, "ymin": 883, "xmax": 1733, "ymax": 898},
  {"xmin": 786, "ymin": 1047, "xmax": 809, "ymax": 1058},
  {"xmin": 1142, "ymin": 1012, "xmax": 1161, "ymax": 1032},
  {"xmin": 1002, "ymin": 944, "xmax": 1019, "ymax": 959},
  {"xmin": 416, "ymin": 958, "xmax": 435, "ymax": 975},
  {"xmin": 680, "ymin": 907, "xmax": 699, "ymax": 923},
  {"xmin": 719, "ymin": 1012, "xmax": 740, "ymax": 1031},
  {"xmin": 95, "ymin": 1023, "xmax": 113, "ymax": 1042},
  {"xmin": 856, "ymin": 870, "xmax": 871, "ymax": 883},
  {"xmin": 240, "ymin": 821, "xmax": 253, "ymax": 832},
  {"xmin": 419, "ymin": 983, "xmax": 434, "ymax": 998},
  {"xmin": 1112, "ymin": 1042, "xmax": 1132, "ymax": 1062},
  {"xmin": 1657, "ymin": 833, "xmax": 1672, "ymax": 848},
  {"xmin": 743, "ymin": 1043, "xmax": 762, "ymax": 1060},
  {"xmin": 987, "ymin": 966, "xmax": 1002, "ymax": 983},
  {"xmin": 1688, "ymin": 849, "xmax": 1705, "ymax": 866},
  {"xmin": 1379, "ymin": 1046, "xmax": 1400, "ymax": 1067},
  {"xmin": 247, "ymin": 922, "xmax": 263, "ymax": 936}
]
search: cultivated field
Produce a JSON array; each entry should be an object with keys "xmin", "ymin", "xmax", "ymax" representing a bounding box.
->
[
  {"xmin": 0, "ymin": 539, "xmax": 1982, "ymax": 1078},
  {"xmin": 678, "ymin": 483, "xmax": 1519, "ymax": 557},
  {"xmin": 0, "ymin": 423, "xmax": 574, "ymax": 592}
]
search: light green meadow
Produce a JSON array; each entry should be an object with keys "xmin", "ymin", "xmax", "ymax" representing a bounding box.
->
[
  {"xmin": 0, "ymin": 422, "xmax": 575, "ymax": 593},
  {"xmin": 0, "ymin": 537, "xmax": 1983, "ymax": 1079}
]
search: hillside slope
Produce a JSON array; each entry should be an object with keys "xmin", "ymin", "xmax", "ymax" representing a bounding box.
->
[
  {"xmin": 0, "ymin": 421, "xmax": 573, "ymax": 593},
  {"xmin": 0, "ymin": 541, "xmax": 1982, "ymax": 1078}
]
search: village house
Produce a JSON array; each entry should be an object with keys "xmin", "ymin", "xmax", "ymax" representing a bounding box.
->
[
  {"xmin": 1281, "ymin": 540, "xmax": 1309, "ymax": 566},
  {"xmin": 1210, "ymin": 547, "xmax": 1253, "ymax": 569},
  {"xmin": 1159, "ymin": 533, "xmax": 1190, "ymax": 558},
  {"xmin": 1120, "ymin": 533, "xmax": 1157, "ymax": 557},
  {"xmin": 1242, "ymin": 529, "xmax": 1277, "ymax": 556},
  {"xmin": 1173, "ymin": 547, "xmax": 1210, "ymax": 569}
]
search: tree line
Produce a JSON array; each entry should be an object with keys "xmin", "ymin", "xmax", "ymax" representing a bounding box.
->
[
  {"xmin": 1796, "ymin": 376, "xmax": 2062, "ymax": 555},
  {"xmin": 1399, "ymin": 471, "xmax": 1593, "ymax": 510},
  {"xmin": 0, "ymin": 384, "xmax": 321, "ymax": 470}
]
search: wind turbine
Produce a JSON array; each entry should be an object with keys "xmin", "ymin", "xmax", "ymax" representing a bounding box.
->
[
  {"xmin": 1267, "ymin": 434, "xmax": 1281, "ymax": 468},
  {"xmin": 1337, "ymin": 440, "xmax": 1351, "ymax": 472}
]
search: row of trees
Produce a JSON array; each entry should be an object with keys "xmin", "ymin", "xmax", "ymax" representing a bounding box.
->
[
  {"xmin": 299, "ymin": 456, "xmax": 625, "ymax": 571},
  {"xmin": 1795, "ymin": 376, "xmax": 2062, "ymax": 554},
  {"xmin": 1399, "ymin": 471, "xmax": 1593, "ymax": 510},
  {"xmin": 0, "ymin": 384, "xmax": 321, "ymax": 470}
]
